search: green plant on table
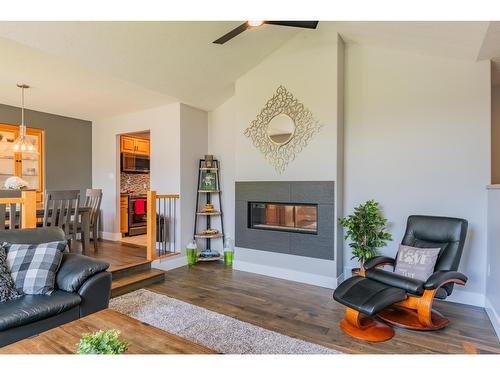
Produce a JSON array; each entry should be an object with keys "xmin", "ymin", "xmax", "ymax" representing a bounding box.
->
[
  {"xmin": 339, "ymin": 199, "xmax": 392, "ymax": 267},
  {"xmin": 76, "ymin": 329, "xmax": 128, "ymax": 354}
]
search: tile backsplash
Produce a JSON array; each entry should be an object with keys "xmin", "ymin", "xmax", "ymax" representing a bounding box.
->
[{"xmin": 120, "ymin": 173, "xmax": 150, "ymax": 194}]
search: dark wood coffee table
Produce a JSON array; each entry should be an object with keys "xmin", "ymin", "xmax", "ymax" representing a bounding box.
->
[{"xmin": 0, "ymin": 309, "xmax": 216, "ymax": 354}]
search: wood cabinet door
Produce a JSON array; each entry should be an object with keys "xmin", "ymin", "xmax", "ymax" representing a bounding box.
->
[
  {"xmin": 120, "ymin": 196, "xmax": 129, "ymax": 233},
  {"xmin": 0, "ymin": 125, "xmax": 43, "ymax": 203},
  {"xmin": 23, "ymin": 128, "xmax": 44, "ymax": 202},
  {"xmin": 134, "ymin": 138, "xmax": 150, "ymax": 155},
  {"xmin": 121, "ymin": 136, "xmax": 136, "ymax": 153}
]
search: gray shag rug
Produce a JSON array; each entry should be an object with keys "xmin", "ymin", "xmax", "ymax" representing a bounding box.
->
[{"xmin": 110, "ymin": 289, "xmax": 339, "ymax": 354}]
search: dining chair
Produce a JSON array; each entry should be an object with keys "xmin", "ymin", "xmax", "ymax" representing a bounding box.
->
[
  {"xmin": 43, "ymin": 190, "xmax": 80, "ymax": 249},
  {"xmin": 83, "ymin": 188, "xmax": 102, "ymax": 251},
  {"xmin": 0, "ymin": 190, "xmax": 21, "ymax": 230}
]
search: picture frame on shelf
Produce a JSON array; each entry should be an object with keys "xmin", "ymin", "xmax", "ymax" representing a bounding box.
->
[{"xmin": 199, "ymin": 171, "xmax": 218, "ymax": 191}]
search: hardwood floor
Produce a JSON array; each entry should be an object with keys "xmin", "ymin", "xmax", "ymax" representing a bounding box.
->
[
  {"xmin": 146, "ymin": 262, "xmax": 500, "ymax": 354},
  {"xmin": 70, "ymin": 239, "xmax": 146, "ymax": 271}
]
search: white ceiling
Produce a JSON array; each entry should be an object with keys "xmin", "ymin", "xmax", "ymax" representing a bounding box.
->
[
  {"xmin": 0, "ymin": 21, "xmax": 497, "ymax": 121},
  {"xmin": 0, "ymin": 21, "xmax": 302, "ymax": 119}
]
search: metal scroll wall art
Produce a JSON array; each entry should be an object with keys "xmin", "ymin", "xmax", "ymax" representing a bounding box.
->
[{"xmin": 244, "ymin": 85, "xmax": 322, "ymax": 173}]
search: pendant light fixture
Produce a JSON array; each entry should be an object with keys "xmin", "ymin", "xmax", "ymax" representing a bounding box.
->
[{"xmin": 12, "ymin": 83, "xmax": 36, "ymax": 154}]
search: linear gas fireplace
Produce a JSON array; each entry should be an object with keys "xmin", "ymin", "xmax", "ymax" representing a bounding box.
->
[
  {"xmin": 235, "ymin": 181, "xmax": 335, "ymax": 260},
  {"xmin": 248, "ymin": 202, "xmax": 318, "ymax": 234}
]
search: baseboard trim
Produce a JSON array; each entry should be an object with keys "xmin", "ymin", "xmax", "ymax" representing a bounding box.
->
[
  {"xmin": 152, "ymin": 254, "xmax": 186, "ymax": 271},
  {"xmin": 441, "ymin": 289, "xmax": 485, "ymax": 307},
  {"xmin": 233, "ymin": 260, "xmax": 337, "ymax": 289},
  {"xmin": 485, "ymin": 298, "xmax": 500, "ymax": 341},
  {"xmin": 101, "ymin": 231, "xmax": 122, "ymax": 241}
]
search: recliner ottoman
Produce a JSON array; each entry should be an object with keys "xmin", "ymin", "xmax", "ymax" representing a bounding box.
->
[{"xmin": 333, "ymin": 276, "xmax": 407, "ymax": 342}]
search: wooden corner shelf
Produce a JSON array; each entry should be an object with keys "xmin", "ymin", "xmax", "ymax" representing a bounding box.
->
[
  {"xmin": 197, "ymin": 255, "xmax": 222, "ymax": 262},
  {"xmin": 196, "ymin": 211, "xmax": 222, "ymax": 216},
  {"xmin": 194, "ymin": 233, "xmax": 223, "ymax": 239},
  {"xmin": 198, "ymin": 190, "xmax": 221, "ymax": 193}
]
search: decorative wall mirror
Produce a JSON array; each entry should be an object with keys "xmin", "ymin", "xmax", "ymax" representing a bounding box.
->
[
  {"xmin": 266, "ymin": 114, "xmax": 296, "ymax": 145},
  {"xmin": 244, "ymin": 85, "xmax": 322, "ymax": 173}
]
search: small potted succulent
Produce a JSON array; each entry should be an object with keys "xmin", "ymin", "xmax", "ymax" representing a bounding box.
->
[
  {"xmin": 76, "ymin": 329, "xmax": 128, "ymax": 354},
  {"xmin": 339, "ymin": 200, "xmax": 392, "ymax": 275}
]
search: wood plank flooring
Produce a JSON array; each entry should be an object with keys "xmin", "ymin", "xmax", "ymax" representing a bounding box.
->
[
  {"xmin": 71, "ymin": 239, "xmax": 147, "ymax": 270},
  {"xmin": 146, "ymin": 262, "xmax": 500, "ymax": 354}
]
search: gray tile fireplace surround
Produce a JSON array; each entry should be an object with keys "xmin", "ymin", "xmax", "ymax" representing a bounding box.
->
[{"xmin": 235, "ymin": 181, "xmax": 335, "ymax": 260}]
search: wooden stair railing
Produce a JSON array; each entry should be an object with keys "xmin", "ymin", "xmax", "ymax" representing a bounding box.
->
[
  {"xmin": 146, "ymin": 191, "xmax": 180, "ymax": 261},
  {"xmin": 0, "ymin": 190, "xmax": 37, "ymax": 229}
]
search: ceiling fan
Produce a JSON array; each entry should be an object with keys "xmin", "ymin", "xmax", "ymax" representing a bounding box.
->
[{"xmin": 213, "ymin": 21, "xmax": 319, "ymax": 45}]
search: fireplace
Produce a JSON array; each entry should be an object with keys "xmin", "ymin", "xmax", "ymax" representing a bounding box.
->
[
  {"xmin": 235, "ymin": 181, "xmax": 335, "ymax": 260},
  {"xmin": 248, "ymin": 202, "xmax": 318, "ymax": 234}
]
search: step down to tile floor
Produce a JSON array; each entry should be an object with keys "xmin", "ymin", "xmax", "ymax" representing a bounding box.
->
[{"xmin": 110, "ymin": 261, "xmax": 166, "ymax": 298}]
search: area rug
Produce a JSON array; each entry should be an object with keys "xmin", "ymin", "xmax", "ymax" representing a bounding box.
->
[{"xmin": 110, "ymin": 289, "xmax": 339, "ymax": 354}]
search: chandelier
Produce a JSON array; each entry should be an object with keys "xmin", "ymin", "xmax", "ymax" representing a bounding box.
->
[{"xmin": 12, "ymin": 83, "xmax": 36, "ymax": 154}]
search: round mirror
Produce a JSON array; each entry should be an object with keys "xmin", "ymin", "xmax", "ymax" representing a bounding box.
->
[{"xmin": 267, "ymin": 114, "xmax": 295, "ymax": 145}]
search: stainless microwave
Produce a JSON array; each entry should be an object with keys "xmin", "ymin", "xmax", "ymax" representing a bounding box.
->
[{"xmin": 121, "ymin": 153, "xmax": 150, "ymax": 173}]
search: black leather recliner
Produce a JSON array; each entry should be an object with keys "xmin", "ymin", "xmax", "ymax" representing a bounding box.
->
[
  {"xmin": 333, "ymin": 215, "xmax": 468, "ymax": 342},
  {"xmin": 0, "ymin": 228, "xmax": 112, "ymax": 347}
]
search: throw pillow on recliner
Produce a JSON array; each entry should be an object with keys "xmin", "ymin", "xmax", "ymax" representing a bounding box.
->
[
  {"xmin": 2, "ymin": 241, "xmax": 68, "ymax": 295},
  {"xmin": 394, "ymin": 244, "xmax": 440, "ymax": 281},
  {"xmin": 0, "ymin": 246, "xmax": 22, "ymax": 302}
]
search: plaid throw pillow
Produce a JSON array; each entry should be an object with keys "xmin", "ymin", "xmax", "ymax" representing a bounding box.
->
[
  {"xmin": 3, "ymin": 241, "xmax": 67, "ymax": 295},
  {"xmin": 0, "ymin": 246, "xmax": 22, "ymax": 302}
]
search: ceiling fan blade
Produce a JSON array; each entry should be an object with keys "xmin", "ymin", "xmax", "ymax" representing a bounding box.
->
[
  {"xmin": 213, "ymin": 22, "xmax": 250, "ymax": 44},
  {"xmin": 264, "ymin": 21, "xmax": 319, "ymax": 29}
]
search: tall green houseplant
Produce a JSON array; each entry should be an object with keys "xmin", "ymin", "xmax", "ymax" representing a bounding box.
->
[{"xmin": 339, "ymin": 200, "xmax": 392, "ymax": 267}]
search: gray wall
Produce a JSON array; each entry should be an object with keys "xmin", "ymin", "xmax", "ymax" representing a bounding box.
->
[{"xmin": 0, "ymin": 103, "xmax": 92, "ymax": 195}]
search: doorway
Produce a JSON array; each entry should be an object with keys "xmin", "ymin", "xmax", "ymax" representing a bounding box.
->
[{"xmin": 118, "ymin": 130, "xmax": 150, "ymax": 248}]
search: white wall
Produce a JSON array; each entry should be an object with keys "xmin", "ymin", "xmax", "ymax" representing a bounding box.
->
[
  {"xmin": 486, "ymin": 187, "xmax": 500, "ymax": 337},
  {"xmin": 180, "ymin": 104, "xmax": 208, "ymax": 250},
  {"xmin": 208, "ymin": 27, "xmax": 344, "ymax": 288},
  {"xmin": 92, "ymin": 103, "xmax": 181, "ymax": 239},
  {"xmin": 492, "ymin": 87, "xmax": 500, "ymax": 184},
  {"xmin": 208, "ymin": 97, "xmax": 236, "ymax": 240},
  {"xmin": 344, "ymin": 45, "xmax": 491, "ymax": 306}
]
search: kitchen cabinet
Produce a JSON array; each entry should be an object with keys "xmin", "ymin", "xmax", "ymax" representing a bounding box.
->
[
  {"xmin": 120, "ymin": 136, "xmax": 150, "ymax": 156},
  {"xmin": 0, "ymin": 124, "xmax": 44, "ymax": 204},
  {"xmin": 120, "ymin": 195, "xmax": 129, "ymax": 233},
  {"xmin": 134, "ymin": 138, "xmax": 150, "ymax": 155},
  {"xmin": 120, "ymin": 137, "xmax": 136, "ymax": 153}
]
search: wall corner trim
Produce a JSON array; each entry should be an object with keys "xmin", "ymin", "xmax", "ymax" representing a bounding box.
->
[{"xmin": 485, "ymin": 297, "xmax": 500, "ymax": 341}]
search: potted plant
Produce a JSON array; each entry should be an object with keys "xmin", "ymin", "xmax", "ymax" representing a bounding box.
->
[
  {"xmin": 339, "ymin": 200, "xmax": 392, "ymax": 275},
  {"xmin": 76, "ymin": 329, "xmax": 128, "ymax": 354}
]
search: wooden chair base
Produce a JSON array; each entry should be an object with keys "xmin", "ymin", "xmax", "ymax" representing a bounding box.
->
[
  {"xmin": 339, "ymin": 308, "xmax": 394, "ymax": 342},
  {"xmin": 377, "ymin": 305, "xmax": 449, "ymax": 331}
]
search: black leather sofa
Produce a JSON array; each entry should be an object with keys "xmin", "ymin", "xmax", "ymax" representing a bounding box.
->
[{"xmin": 0, "ymin": 227, "xmax": 111, "ymax": 347}]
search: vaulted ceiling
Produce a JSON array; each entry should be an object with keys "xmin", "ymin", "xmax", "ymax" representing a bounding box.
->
[{"xmin": 0, "ymin": 21, "xmax": 496, "ymax": 121}]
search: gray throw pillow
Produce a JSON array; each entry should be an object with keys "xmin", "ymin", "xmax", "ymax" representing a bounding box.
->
[
  {"xmin": 394, "ymin": 244, "xmax": 440, "ymax": 281},
  {"xmin": 3, "ymin": 241, "xmax": 67, "ymax": 295},
  {"xmin": 0, "ymin": 246, "xmax": 22, "ymax": 302}
]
